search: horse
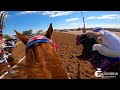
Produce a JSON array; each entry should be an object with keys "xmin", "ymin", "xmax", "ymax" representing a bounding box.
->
[
  {"xmin": 76, "ymin": 33, "xmax": 120, "ymax": 79},
  {"xmin": 76, "ymin": 34, "xmax": 97, "ymax": 60},
  {"xmin": 2, "ymin": 23, "xmax": 69, "ymax": 79}
]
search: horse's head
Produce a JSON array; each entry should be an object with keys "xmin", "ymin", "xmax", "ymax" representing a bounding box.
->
[
  {"xmin": 14, "ymin": 23, "xmax": 69, "ymax": 79},
  {"xmin": 14, "ymin": 23, "xmax": 56, "ymax": 62},
  {"xmin": 76, "ymin": 33, "xmax": 97, "ymax": 60},
  {"xmin": 76, "ymin": 34, "xmax": 90, "ymax": 46}
]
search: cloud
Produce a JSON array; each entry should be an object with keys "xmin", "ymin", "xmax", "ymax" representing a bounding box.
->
[
  {"xmin": 86, "ymin": 24, "xmax": 120, "ymax": 28},
  {"xmin": 54, "ymin": 22, "xmax": 83, "ymax": 29},
  {"xmin": 56, "ymin": 25, "xmax": 79, "ymax": 29},
  {"xmin": 86, "ymin": 16, "xmax": 96, "ymax": 19},
  {"xmin": 98, "ymin": 14, "xmax": 120, "ymax": 19},
  {"xmin": 16, "ymin": 11, "xmax": 74, "ymax": 17},
  {"xmin": 16, "ymin": 11, "xmax": 40, "ymax": 15},
  {"xmin": 66, "ymin": 18, "xmax": 79, "ymax": 22},
  {"xmin": 42, "ymin": 11, "xmax": 75, "ymax": 17},
  {"xmin": 16, "ymin": 11, "xmax": 86, "ymax": 17},
  {"xmin": 87, "ymin": 14, "xmax": 120, "ymax": 20},
  {"xmin": 54, "ymin": 23, "xmax": 120, "ymax": 29}
]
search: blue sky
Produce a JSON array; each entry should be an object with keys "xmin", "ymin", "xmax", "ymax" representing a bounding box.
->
[{"xmin": 2, "ymin": 11, "xmax": 120, "ymax": 35}]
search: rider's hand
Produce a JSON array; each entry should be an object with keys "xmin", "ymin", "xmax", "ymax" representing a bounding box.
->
[
  {"xmin": 96, "ymin": 37, "xmax": 103, "ymax": 44},
  {"xmin": 85, "ymin": 32, "xmax": 92, "ymax": 38}
]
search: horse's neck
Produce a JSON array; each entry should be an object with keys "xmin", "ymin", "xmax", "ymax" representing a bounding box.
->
[{"xmin": 25, "ymin": 50, "xmax": 68, "ymax": 79}]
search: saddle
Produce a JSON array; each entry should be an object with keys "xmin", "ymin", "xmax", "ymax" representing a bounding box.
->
[{"xmin": 90, "ymin": 51, "xmax": 120, "ymax": 71}]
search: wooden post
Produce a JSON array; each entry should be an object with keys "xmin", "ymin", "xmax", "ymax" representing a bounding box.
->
[{"xmin": 81, "ymin": 11, "xmax": 86, "ymax": 33}]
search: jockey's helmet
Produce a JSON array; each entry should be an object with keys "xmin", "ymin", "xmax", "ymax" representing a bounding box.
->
[{"xmin": 93, "ymin": 27, "xmax": 104, "ymax": 32}]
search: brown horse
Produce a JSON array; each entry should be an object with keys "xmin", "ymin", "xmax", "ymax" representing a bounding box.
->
[{"xmin": 2, "ymin": 23, "xmax": 69, "ymax": 79}]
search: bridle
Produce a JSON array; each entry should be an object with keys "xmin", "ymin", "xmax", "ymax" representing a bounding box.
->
[
  {"xmin": 78, "ymin": 33, "xmax": 97, "ymax": 43},
  {"xmin": 26, "ymin": 35, "xmax": 57, "ymax": 51},
  {"xmin": 77, "ymin": 34, "xmax": 89, "ymax": 43}
]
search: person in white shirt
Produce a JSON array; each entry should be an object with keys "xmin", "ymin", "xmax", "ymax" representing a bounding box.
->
[
  {"xmin": 7, "ymin": 38, "xmax": 16, "ymax": 48},
  {"xmin": 86, "ymin": 27, "xmax": 120, "ymax": 58},
  {"xmin": 10, "ymin": 39, "xmax": 16, "ymax": 48}
]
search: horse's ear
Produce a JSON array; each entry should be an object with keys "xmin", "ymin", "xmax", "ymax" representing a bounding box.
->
[
  {"xmin": 14, "ymin": 30, "xmax": 29, "ymax": 45},
  {"xmin": 45, "ymin": 23, "xmax": 53, "ymax": 39}
]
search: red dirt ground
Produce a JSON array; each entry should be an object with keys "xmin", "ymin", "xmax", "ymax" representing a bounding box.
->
[{"xmin": 0, "ymin": 32, "xmax": 97, "ymax": 79}]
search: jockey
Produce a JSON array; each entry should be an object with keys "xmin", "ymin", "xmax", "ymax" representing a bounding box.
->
[{"xmin": 86, "ymin": 27, "xmax": 120, "ymax": 58}]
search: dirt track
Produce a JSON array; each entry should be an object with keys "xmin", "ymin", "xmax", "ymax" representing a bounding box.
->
[
  {"xmin": 2, "ymin": 30, "xmax": 120, "ymax": 79},
  {"xmin": 52, "ymin": 32, "xmax": 96, "ymax": 79},
  {"xmin": 0, "ymin": 31, "xmax": 95, "ymax": 79}
]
